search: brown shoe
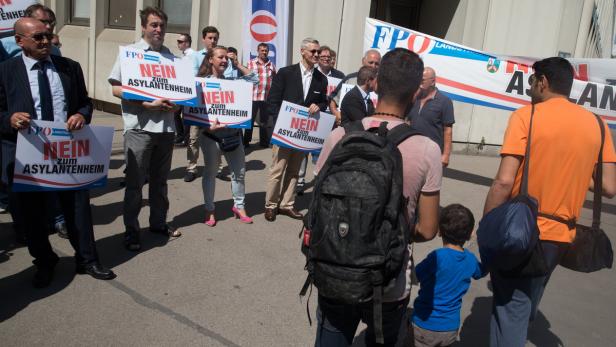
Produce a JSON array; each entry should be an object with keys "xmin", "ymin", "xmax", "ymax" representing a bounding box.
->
[
  {"xmin": 279, "ymin": 208, "xmax": 303, "ymax": 220},
  {"xmin": 264, "ymin": 208, "xmax": 277, "ymax": 222}
]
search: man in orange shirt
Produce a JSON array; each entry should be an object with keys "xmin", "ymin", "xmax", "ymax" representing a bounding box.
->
[{"xmin": 483, "ymin": 57, "xmax": 616, "ymax": 347}]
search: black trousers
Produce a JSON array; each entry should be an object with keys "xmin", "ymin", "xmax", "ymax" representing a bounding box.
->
[
  {"xmin": 173, "ymin": 108, "xmax": 186, "ymax": 142},
  {"xmin": 12, "ymin": 189, "xmax": 99, "ymax": 268},
  {"xmin": 243, "ymin": 101, "xmax": 269, "ymax": 146}
]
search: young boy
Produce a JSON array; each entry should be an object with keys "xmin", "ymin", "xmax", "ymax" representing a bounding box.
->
[{"xmin": 412, "ymin": 204, "xmax": 486, "ymax": 347}]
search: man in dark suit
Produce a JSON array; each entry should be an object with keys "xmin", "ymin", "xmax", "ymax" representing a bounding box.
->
[
  {"xmin": 0, "ymin": 18, "xmax": 115, "ymax": 288},
  {"xmin": 317, "ymin": 45, "xmax": 345, "ymax": 79},
  {"xmin": 340, "ymin": 66, "xmax": 377, "ymax": 125},
  {"xmin": 264, "ymin": 38, "xmax": 328, "ymax": 221}
]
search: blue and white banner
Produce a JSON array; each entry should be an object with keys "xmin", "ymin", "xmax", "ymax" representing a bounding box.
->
[
  {"xmin": 364, "ymin": 18, "xmax": 616, "ymax": 128},
  {"xmin": 13, "ymin": 121, "xmax": 113, "ymax": 192},
  {"xmin": 242, "ymin": 0, "xmax": 289, "ymax": 68}
]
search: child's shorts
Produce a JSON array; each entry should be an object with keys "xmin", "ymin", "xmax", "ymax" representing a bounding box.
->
[{"xmin": 412, "ymin": 323, "xmax": 458, "ymax": 347}]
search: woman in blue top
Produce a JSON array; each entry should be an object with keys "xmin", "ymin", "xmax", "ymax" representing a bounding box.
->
[
  {"xmin": 412, "ymin": 204, "xmax": 486, "ymax": 347},
  {"xmin": 196, "ymin": 46, "xmax": 256, "ymax": 226}
]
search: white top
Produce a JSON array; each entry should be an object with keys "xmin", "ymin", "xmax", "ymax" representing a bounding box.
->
[
  {"xmin": 108, "ymin": 39, "xmax": 176, "ymax": 134},
  {"xmin": 182, "ymin": 47, "xmax": 195, "ymax": 57},
  {"xmin": 22, "ymin": 54, "xmax": 67, "ymax": 122},
  {"xmin": 299, "ymin": 61, "xmax": 314, "ymax": 101}
]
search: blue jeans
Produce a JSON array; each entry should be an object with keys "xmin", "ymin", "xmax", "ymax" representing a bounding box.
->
[
  {"xmin": 199, "ymin": 133, "xmax": 246, "ymax": 211},
  {"xmin": 489, "ymin": 241, "xmax": 569, "ymax": 347},
  {"xmin": 315, "ymin": 295, "xmax": 409, "ymax": 347}
]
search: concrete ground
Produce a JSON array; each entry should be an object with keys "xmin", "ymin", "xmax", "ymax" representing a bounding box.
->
[{"xmin": 1, "ymin": 110, "xmax": 615, "ymax": 346}]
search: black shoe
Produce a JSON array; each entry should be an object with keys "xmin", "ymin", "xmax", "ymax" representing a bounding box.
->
[
  {"xmin": 296, "ymin": 181, "xmax": 305, "ymax": 196},
  {"xmin": 184, "ymin": 172, "xmax": 197, "ymax": 182},
  {"xmin": 124, "ymin": 232, "xmax": 141, "ymax": 251},
  {"xmin": 76, "ymin": 263, "xmax": 116, "ymax": 280},
  {"xmin": 150, "ymin": 225, "xmax": 182, "ymax": 238},
  {"xmin": 55, "ymin": 222, "xmax": 69, "ymax": 239},
  {"xmin": 32, "ymin": 259, "xmax": 58, "ymax": 288},
  {"xmin": 216, "ymin": 172, "xmax": 230, "ymax": 181}
]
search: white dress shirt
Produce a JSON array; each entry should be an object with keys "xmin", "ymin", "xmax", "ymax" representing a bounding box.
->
[{"xmin": 299, "ymin": 61, "xmax": 314, "ymax": 101}]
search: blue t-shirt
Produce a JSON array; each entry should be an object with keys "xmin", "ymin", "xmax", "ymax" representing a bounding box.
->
[{"xmin": 412, "ymin": 248, "xmax": 485, "ymax": 332}]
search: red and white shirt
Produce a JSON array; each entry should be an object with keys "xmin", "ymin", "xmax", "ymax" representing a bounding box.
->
[{"xmin": 247, "ymin": 57, "xmax": 276, "ymax": 101}]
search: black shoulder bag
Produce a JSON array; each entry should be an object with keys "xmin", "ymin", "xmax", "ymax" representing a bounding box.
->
[{"xmin": 553, "ymin": 115, "xmax": 613, "ymax": 272}]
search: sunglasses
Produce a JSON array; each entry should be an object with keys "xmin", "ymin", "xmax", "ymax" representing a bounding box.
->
[
  {"xmin": 305, "ymin": 49, "xmax": 319, "ymax": 55},
  {"xmin": 17, "ymin": 32, "xmax": 54, "ymax": 43},
  {"xmin": 177, "ymin": 40, "xmax": 188, "ymax": 43}
]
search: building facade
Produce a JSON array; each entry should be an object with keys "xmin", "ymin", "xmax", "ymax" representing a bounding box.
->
[{"xmin": 43, "ymin": 0, "xmax": 614, "ymax": 147}]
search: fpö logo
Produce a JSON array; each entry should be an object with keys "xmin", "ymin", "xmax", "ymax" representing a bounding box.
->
[
  {"xmin": 285, "ymin": 104, "xmax": 309, "ymax": 117},
  {"xmin": 250, "ymin": 10, "xmax": 277, "ymax": 43},
  {"xmin": 124, "ymin": 50, "xmax": 160, "ymax": 64},
  {"xmin": 28, "ymin": 126, "xmax": 74, "ymax": 139},
  {"xmin": 372, "ymin": 26, "xmax": 435, "ymax": 55}
]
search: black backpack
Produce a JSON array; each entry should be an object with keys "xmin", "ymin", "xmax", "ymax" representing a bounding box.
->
[{"xmin": 299, "ymin": 120, "xmax": 419, "ymax": 344}]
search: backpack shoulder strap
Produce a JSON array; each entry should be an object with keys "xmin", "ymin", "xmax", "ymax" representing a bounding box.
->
[
  {"xmin": 387, "ymin": 123, "xmax": 420, "ymax": 146},
  {"xmin": 343, "ymin": 120, "xmax": 365, "ymax": 134}
]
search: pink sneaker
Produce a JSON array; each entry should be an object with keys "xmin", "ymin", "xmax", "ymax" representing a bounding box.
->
[{"xmin": 232, "ymin": 207, "xmax": 253, "ymax": 224}]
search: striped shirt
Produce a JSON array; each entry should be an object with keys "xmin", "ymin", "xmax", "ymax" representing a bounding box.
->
[{"xmin": 247, "ymin": 57, "xmax": 276, "ymax": 101}]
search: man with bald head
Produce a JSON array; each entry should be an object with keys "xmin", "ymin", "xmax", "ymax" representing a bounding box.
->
[
  {"xmin": 406, "ymin": 67, "xmax": 455, "ymax": 167},
  {"xmin": 0, "ymin": 4, "xmax": 61, "ymax": 62},
  {"xmin": 328, "ymin": 49, "xmax": 381, "ymax": 123},
  {"xmin": 0, "ymin": 18, "xmax": 115, "ymax": 287}
]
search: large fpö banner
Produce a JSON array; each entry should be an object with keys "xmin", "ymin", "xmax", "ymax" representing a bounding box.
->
[{"xmin": 364, "ymin": 18, "xmax": 616, "ymax": 129}]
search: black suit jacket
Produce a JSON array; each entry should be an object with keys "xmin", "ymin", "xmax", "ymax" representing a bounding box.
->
[
  {"xmin": 266, "ymin": 63, "xmax": 328, "ymax": 119},
  {"xmin": 340, "ymin": 85, "xmax": 371, "ymax": 125},
  {"xmin": 328, "ymin": 68, "xmax": 345, "ymax": 79},
  {"xmin": 0, "ymin": 55, "xmax": 93, "ymax": 142}
]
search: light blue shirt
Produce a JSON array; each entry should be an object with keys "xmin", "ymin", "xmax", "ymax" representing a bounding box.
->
[
  {"xmin": 0, "ymin": 36, "xmax": 61, "ymax": 63},
  {"xmin": 21, "ymin": 54, "xmax": 67, "ymax": 122},
  {"xmin": 192, "ymin": 48, "xmax": 207, "ymax": 75}
]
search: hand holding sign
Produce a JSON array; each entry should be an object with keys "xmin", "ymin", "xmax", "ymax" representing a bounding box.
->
[{"xmin": 271, "ymin": 101, "xmax": 336, "ymax": 154}]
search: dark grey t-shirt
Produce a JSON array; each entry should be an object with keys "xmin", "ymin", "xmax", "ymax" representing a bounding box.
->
[{"xmin": 406, "ymin": 90, "xmax": 454, "ymax": 152}]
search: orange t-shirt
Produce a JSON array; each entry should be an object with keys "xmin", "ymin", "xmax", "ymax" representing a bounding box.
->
[{"xmin": 501, "ymin": 97, "xmax": 616, "ymax": 243}]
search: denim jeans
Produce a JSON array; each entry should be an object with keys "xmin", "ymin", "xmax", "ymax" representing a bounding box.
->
[
  {"xmin": 199, "ymin": 133, "xmax": 246, "ymax": 211},
  {"xmin": 315, "ymin": 295, "xmax": 409, "ymax": 347},
  {"xmin": 489, "ymin": 241, "xmax": 569, "ymax": 347}
]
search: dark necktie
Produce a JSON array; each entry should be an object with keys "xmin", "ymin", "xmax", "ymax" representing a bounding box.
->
[
  {"xmin": 366, "ymin": 96, "xmax": 375, "ymax": 116},
  {"xmin": 36, "ymin": 61, "xmax": 54, "ymax": 121}
]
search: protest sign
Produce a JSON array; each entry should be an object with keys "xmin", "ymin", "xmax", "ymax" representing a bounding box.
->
[
  {"xmin": 0, "ymin": 0, "xmax": 35, "ymax": 34},
  {"xmin": 364, "ymin": 18, "xmax": 616, "ymax": 128},
  {"xmin": 13, "ymin": 121, "xmax": 113, "ymax": 192},
  {"xmin": 119, "ymin": 46, "xmax": 197, "ymax": 106},
  {"xmin": 271, "ymin": 101, "xmax": 336, "ymax": 153},
  {"xmin": 183, "ymin": 78, "xmax": 253, "ymax": 129},
  {"xmin": 326, "ymin": 76, "xmax": 342, "ymax": 97}
]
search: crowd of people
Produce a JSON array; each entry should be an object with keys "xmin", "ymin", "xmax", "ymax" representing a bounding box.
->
[{"xmin": 1, "ymin": 5, "xmax": 616, "ymax": 347}]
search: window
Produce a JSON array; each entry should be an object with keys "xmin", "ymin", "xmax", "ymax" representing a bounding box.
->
[
  {"xmin": 69, "ymin": 0, "xmax": 90, "ymax": 26},
  {"xmin": 107, "ymin": 0, "xmax": 137, "ymax": 29},
  {"xmin": 160, "ymin": 0, "xmax": 192, "ymax": 33}
]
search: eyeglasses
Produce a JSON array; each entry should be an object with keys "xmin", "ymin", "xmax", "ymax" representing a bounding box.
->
[
  {"xmin": 17, "ymin": 32, "xmax": 54, "ymax": 43},
  {"xmin": 40, "ymin": 19, "xmax": 57, "ymax": 27},
  {"xmin": 319, "ymin": 55, "xmax": 331, "ymax": 60}
]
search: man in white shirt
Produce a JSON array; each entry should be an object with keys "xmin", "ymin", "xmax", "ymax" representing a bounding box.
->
[{"xmin": 108, "ymin": 7, "xmax": 182, "ymax": 252}]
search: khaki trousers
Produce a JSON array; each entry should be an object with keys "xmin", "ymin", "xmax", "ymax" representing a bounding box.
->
[
  {"xmin": 186, "ymin": 125, "xmax": 201, "ymax": 173},
  {"xmin": 265, "ymin": 145, "xmax": 304, "ymax": 209}
]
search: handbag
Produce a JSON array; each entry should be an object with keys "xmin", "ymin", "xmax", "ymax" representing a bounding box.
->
[
  {"xmin": 202, "ymin": 130, "xmax": 241, "ymax": 152},
  {"xmin": 553, "ymin": 114, "xmax": 613, "ymax": 273},
  {"xmin": 477, "ymin": 104, "xmax": 549, "ymax": 277}
]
